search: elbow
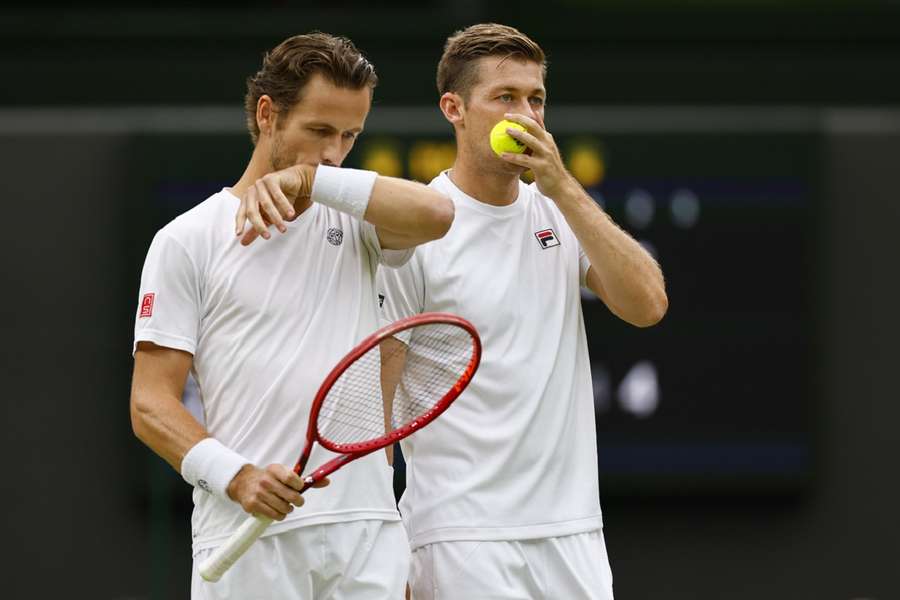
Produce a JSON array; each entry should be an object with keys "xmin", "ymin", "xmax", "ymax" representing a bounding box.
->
[
  {"xmin": 425, "ymin": 192, "xmax": 455, "ymax": 240},
  {"xmin": 634, "ymin": 289, "xmax": 668, "ymax": 328},
  {"xmin": 130, "ymin": 392, "xmax": 152, "ymax": 444}
]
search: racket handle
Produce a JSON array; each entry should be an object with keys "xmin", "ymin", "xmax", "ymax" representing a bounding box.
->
[{"xmin": 198, "ymin": 514, "xmax": 273, "ymax": 582}]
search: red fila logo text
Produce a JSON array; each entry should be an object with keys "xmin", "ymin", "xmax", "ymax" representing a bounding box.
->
[
  {"xmin": 534, "ymin": 229, "xmax": 560, "ymax": 249},
  {"xmin": 140, "ymin": 293, "xmax": 155, "ymax": 318}
]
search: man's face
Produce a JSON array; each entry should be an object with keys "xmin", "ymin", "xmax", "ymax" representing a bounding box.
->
[
  {"xmin": 457, "ymin": 56, "xmax": 546, "ymax": 173},
  {"xmin": 268, "ymin": 73, "xmax": 371, "ymax": 171}
]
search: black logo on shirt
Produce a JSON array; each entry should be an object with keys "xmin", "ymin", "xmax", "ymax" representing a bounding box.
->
[{"xmin": 326, "ymin": 228, "xmax": 344, "ymax": 246}]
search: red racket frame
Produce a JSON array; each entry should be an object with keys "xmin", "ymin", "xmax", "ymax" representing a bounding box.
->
[{"xmin": 293, "ymin": 312, "xmax": 481, "ymax": 491}]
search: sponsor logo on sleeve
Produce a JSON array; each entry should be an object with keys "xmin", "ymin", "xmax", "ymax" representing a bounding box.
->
[{"xmin": 139, "ymin": 293, "xmax": 155, "ymax": 318}]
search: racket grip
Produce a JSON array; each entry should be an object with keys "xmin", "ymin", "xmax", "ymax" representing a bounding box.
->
[{"xmin": 198, "ymin": 514, "xmax": 274, "ymax": 582}]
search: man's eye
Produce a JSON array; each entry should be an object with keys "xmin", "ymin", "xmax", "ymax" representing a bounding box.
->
[
  {"xmin": 499, "ymin": 94, "xmax": 513, "ymax": 102},
  {"xmin": 530, "ymin": 97, "xmax": 545, "ymax": 106}
]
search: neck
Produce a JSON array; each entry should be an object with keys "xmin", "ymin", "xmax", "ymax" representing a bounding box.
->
[
  {"xmin": 231, "ymin": 147, "xmax": 272, "ymax": 199},
  {"xmin": 449, "ymin": 149, "xmax": 520, "ymax": 206},
  {"xmin": 230, "ymin": 147, "xmax": 314, "ymax": 216}
]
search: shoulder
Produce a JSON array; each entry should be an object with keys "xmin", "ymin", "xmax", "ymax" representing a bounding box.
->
[
  {"xmin": 149, "ymin": 190, "xmax": 237, "ymax": 270},
  {"xmin": 158, "ymin": 190, "xmax": 237, "ymax": 248},
  {"xmin": 427, "ymin": 172, "xmax": 462, "ymax": 205},
  {"xmin": 427, "ymin": 172, "xmax": 450, "ymax": 193},
  {"xmin": 524, "ymin": 181, "xmax": 550, "ymax": 208},
  {"xmin": 525, "ymin": 181, "xmax": 568, "ymax": 221}
]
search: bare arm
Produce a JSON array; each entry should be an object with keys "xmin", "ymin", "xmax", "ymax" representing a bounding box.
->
[
  {"xmin": 500, "ymin": 113, "xmax": 668, "ymax": 328},
  {"xmin": 556, "ymin": 187, "xmax": 667, "ymax": 327},
  {"xmin": 130, "ymin": 342, "xmax": 207, "ymax": 471},
  {"xmin": 235, "ymin": 164, "xmax": 454, "ymax": 249},
  {"xmin": 130, "ymin": 342, "xmax": 325, "ymax": 520},
  {"xmin": 379, "ymin": 336, "xmax": 409, "ymax": 465},
  {"xmin": 367, "ymin": 176, "xmax": 454, "ymax": 250}
]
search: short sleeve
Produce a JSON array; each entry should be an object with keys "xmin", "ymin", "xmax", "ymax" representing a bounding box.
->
[
  {"xmin": 133, "ymin": 231, "xmax": 201, "ymax": 356},
  {"xmin": 376, "ymin": 251, "xmax": 426, "ymax": 342},
  {"xmin": 359, "ymin": 221, "xmax": 414, "ymax": 268}
]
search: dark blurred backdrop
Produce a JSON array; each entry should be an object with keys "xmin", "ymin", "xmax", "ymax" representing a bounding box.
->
[{"xmin": 1, "ymin": 2, "xmax": 899, "ymax": 599}]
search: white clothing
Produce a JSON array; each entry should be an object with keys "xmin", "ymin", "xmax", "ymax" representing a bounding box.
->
[
  {"xmin": 377, "ymin": 172, "xmax": 603, "ymax": 550},
  {"xmin": 408, "ymin": 530, "xmax": 614, "ymax": 600},
  {"xmin": 134, "ymin": 189, "xmax": 411, "ymax": 552},
  {"xmin": 191, "ymin": 520, "xmax": 410, "ymax": 600}
]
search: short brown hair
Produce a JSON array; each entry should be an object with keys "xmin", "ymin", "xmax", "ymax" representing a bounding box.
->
[
  {"xmin": 244, "ymin": 32, "xmax": 378, "ymax": 145},
  {"xmin": 437, "ymin": 23, "xmax": 546, "ymax": 99}
]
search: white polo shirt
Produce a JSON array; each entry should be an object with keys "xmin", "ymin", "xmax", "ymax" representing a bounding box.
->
[
  {"xmin": 377, "ymin": 171, "xmax": 603, "ymax": 549},
  {"xmin": 134, "ymin": 189, "xmax": 411, "ymax": 552}
]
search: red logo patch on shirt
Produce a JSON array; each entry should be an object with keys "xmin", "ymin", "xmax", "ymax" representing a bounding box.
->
[
  {"xmin": 139, "ymin": 293, "xmax": 155, "ymax": 318},
  {"xmin": 534, "ymin": 228, "xmax": 560, "ymax": 249}
]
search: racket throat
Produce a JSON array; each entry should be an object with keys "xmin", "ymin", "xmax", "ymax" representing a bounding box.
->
[{"xmin": 299, "ymin": 453, "xmax": 355, "ymax": 491}]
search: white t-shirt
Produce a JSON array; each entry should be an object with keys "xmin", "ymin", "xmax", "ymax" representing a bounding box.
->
[
  {"xmin": 134, "ymin": 189, "xmax": 411, "ymax": 552},
  {"xmin": 377, "ymin": 172, "xmax": 603, "ymax": 550}
]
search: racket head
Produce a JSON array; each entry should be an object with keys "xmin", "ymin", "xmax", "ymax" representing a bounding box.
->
[{"xmin": 308, "ymin": 312, "xmax": 481, "ymax": 455}]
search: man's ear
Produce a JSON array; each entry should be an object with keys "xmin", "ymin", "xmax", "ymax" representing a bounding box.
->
[
  {"xmin": 256, "ymin": 95, "xmax": 276, "ymax": 139},
  {"xmin": 439, "ymin": 92, "xmax": 466, "ymax": 129}
]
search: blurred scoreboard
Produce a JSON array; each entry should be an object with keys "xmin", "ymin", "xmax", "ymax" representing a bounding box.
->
[
  {"xmin": 349, "ymin": 123, "xmax": 816, "ymax": 495},
  {"xmin": 138, "ymin": 106, "xmax": 818, "ymax": 496}
]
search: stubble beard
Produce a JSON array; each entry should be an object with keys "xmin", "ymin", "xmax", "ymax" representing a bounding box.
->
[{"xmin": 269, "ymin": 131, "xmax": 294, "ymax": 172}]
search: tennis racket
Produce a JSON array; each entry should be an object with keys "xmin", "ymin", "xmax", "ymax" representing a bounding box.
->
[{"xmin": 199, "ymin": 312, "xmax": 481, "ymax": 582}]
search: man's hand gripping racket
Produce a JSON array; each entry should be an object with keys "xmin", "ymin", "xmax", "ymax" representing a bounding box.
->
[{"xmin": 199, "ymin": 312, "xmax": 481, "ymax": 582}]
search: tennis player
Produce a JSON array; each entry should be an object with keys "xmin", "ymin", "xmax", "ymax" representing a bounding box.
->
[
  {"xmin": 130, "ymin": 33, "xmax": 453, "ymax": 599},
  {"xmin": 377, "ymin": 24, "xmax": 668, "ymax": 599}
]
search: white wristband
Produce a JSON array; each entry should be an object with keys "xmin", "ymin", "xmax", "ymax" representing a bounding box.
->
[
  {"xmin": 181, "ymin": 438, "xmax": 250, "ymax": 502},
  {"xmin": 310, "ymin": 164, "xmax": 377, "ymax": 221}
]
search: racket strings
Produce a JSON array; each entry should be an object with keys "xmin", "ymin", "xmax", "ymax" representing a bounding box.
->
[
  {"xmin": 317, "ymin": 323, "xmax": 473, "ymax": 447},
  {"xmin": 391, "ymin": 327, "xmax": 462, "ymax": 426}
]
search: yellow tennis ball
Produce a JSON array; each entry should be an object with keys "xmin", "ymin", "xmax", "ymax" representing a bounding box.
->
[{"xmin": 490, "ymin": 120, "xmax": 527, "ymax": 156}]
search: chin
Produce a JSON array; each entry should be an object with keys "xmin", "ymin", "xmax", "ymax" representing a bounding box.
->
[{"xmin": 495, "ymin": 157, "xmax": 526, "ymax": 176}]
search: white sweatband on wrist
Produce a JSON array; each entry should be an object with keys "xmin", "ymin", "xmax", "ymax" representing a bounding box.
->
[
  {"xmin": 310, "ymin": 164, "xmax": 377, "ymax": 221},
  {"xmin": 180, "ymin": 438, "xmax": 250, "ymax": 501}
]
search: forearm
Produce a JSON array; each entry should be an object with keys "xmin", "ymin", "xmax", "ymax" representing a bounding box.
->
[
  {"xmin": 308, "ymin": 165, "xmax": 454, "ymax": 248},
  {"xmin": 379, "ymin": 337, "xmax": 409, "ymax": 465},
  {"xmin": 364, "ymin": 176, "xmax": 454, "ymax": 248},
  {"xmin": 555, "ymin": 179, "xmax": 668, "ymax": 327},
  {"xmin": 494, "ymin": 112, "xmax": 666, "ymax": 326},
  {"xmin": 237, "ymin": 164, "xmax": 454, "ymax": 248},
  {"xmin": 130, "ymin": 389, "xmax": 209, "ymax": 472}
]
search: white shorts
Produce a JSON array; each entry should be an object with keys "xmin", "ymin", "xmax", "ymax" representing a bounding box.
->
[
  {"xmin": 191, "ymin": 519, "xmax": 410, "ymax": 600},
  {"xmin": 408, "ymin": 529, "xmax": 613, "ymax": 600}
]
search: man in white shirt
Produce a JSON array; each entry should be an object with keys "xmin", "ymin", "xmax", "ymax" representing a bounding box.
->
[
  {"xmin": 377, "ymin": 24, "xmax": 668, "ymax": 599},
  {"xmin": 130, "ymin": 33, "xmax": 454, "ymax": 599}
]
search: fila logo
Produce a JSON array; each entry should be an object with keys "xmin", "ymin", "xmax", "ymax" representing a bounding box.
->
[
  {"xmin": 534, "ymin": 229, "xmax": 560, "ymax": 249},
  {"xmin": 378, "ymin": 294, "xmax": 385, "ymax": 308},
  {"xmin": 139, "ymin": 293, "xmax": 155, "ymax": 318}
]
